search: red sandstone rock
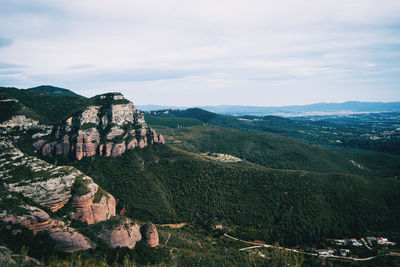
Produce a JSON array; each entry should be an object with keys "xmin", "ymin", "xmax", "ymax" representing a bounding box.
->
[
  {"xmin": 127, "ymin": 138, "xmax": 138, "ymax": 150},
  {"xmin": 140, "ymin": 222, "xmax": 159, "ymax": 247},
  {"xmin": 33, "ymin": 140, "xmax": 45, "ymax": 151},
  {"xmin": 98, "ymin": 219, "xmax": 141, "ymax": 249},
  {"xmin": 111, "ymin": 142, "xmax": 126, "ymax": 157},
  {"xmin": 104, "ymin": 142, "xmax": 113, "ymax": 156},
  {"xmin": 49, "ymin": 226, "xmax": 92, "ymax": 252},
  {"xmin": 70, "ymin": 190, "xmax": 116, "ymax": 225},
  {"xmin": 138, "ymin": 139, "xmax": 146, "ymax": 149},
  {"xmin": 158, "ymin": 134, "xmax": 165, "ymax": 144},
  {"xmin": 41, "ymin": 143, "xmax": 52, "ymax": 156},
  {"xmin": 55, "ymin": 138, "xmax": 70, "ymax": 156}
]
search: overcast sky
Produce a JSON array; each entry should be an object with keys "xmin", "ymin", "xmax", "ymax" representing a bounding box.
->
[{"xmin": 0, "ymin": 0, "xmax": 400, "ymax": 106}]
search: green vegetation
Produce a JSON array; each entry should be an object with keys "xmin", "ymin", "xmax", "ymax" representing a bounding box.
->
[
  {"xmin": 0, "ymin": 87, "xmax": 87, "ymax": 125},
  {"xmin": 151, "ymin": 125, "xmax": 400, "ymax": 176},
  {"xmin": 93, "ymin": 186, "xmax": 109, "ymax": 203},
  {"xmin": 144, "ymin": 114, "xmax": 203, "ymax": 128},
  {"xmin": 71, "ymin": 176, "xmax": 92, "ymax": 197},
  {"xmin": 61, "ymin": 145, "xmax": 400, "ymax": 247},
  {"xmin": 2, "ymin": 85, "xmax": 400, "ymax": 265},
  {"xmin": 147, "ymin": 108, "xmax": 400, "ymax": 156},
  {"xmin": 27, "ymin": 85, "xmax": 80, "ymax": 96}
]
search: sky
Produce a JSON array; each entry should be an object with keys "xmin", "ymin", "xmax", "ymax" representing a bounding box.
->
[{"xmin": 0, "ymin": 0, "xmax": 400, "ymax": 106}]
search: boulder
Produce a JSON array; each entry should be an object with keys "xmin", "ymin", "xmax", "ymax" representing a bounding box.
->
[
  {"xmin": 49, "ymin": 227, "xmax": 93, "ymax": 252},
  {"xmin": 69, "ymin": 183, "xmax": 116, "ymax": 225},
  {"xmin": 98, "ymin": 219, "xmax": 141, "ymax": 248},
  {"xmin": 140, "ymin": 222, "xmax": 159, "ymax": 247}
]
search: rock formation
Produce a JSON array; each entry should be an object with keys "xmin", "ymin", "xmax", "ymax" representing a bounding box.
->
[
  {"xmin": 32, "ymin": 93, "xmax": 165, "ymax": 160},
  {"xmin": 0, "ymin": 206, "xmax": 93, "ymax": 253},
  {"xmin": 140, "ymin": 222, "xmax": 159, "ymax": 247},
  {"xmin": 0, "ymin": 115, "xmax": 39, "ymax": 129},
  {"xmin": 69, "ymin": 181, "xmax": 116, "ymax": 224},
  {"xmin": 0, "ymin": 138, "xmax": 118, "ymax": 252},
  {"xmin": 98, "ymin": 218, "xmax": 142, "ymax": 248}
]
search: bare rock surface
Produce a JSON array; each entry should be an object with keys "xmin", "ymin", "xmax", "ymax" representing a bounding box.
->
[
  {"xmin": 141, "ymin": 222, "xmax": 159, "ymax": 247},
  {"xmin": 0, "ymin": 205, "xmax": 92, "ymax": 252},
  {"xmin": 49, "ymin": 223, "xmax": 93, "ymax": 253},
  {"xmin": 32, "ymin": 93, "xmax": 165, "ymax": 160},
  {"xmin": 69, "ymin": 181, "xmax": 116, "ymax": 224},
  {"xmin": 0, "ymin": 115, "xmax": 39, "ymax": 129},
  {"xmin": 98, "ymin": 218, "xmax": 142, "ymax": 248}
]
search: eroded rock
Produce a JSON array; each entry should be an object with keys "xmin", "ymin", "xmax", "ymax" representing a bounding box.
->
[
  {"xmin": 98, "ymin": 218, "xmax": 141, "ymax": 248},
  {"xmin": 140, "ymin": 222, "xmax": 159, "ymax": 247}
]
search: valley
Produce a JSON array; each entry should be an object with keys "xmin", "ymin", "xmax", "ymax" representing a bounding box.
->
[{"xmin": 0, "ymin": 86, "xmax": 399, "ymax": 266}]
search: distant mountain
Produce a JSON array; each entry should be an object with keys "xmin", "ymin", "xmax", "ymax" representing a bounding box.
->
[
  {"xmin": 27, "ymin": 85, "xmax": 81, "ymax": 96},
  {"xmin": 137, "ymin": 104, "xmax": 187, "ymax": 111},
  {"xmin": 200, "ymin": 101, "xmax": 400, "ymax": 116}
]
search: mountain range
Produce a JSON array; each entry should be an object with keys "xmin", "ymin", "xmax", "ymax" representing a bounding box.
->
[
  {"xmin": 0, "ymin": 85, "xmax": 399, "ymax": 266},
  {"xmin": 138, "ymin": 101, "xmax": 400, "ymax": 116}
]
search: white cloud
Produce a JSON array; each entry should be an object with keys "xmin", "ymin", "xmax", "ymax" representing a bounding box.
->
[{"xmin": 0, "ymin": 0, "xmax": 399, "ymax": 105}]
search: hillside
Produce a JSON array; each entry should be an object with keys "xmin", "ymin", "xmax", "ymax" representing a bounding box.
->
[
  {"xmin": 147, "ymin": 107, "xmax": 400, "ymax": 156},
  {"xmin": 150, "ymin": 125, "xmax": 400, "ymax": 177},
  {"xmin": 27, "ymin": 85, "xmax": 81, "ymax": 96},
  {"xmin": 1, "ymin": 86, "xmax": 400, "ymax": 265},
  {"xmin": 0, "ymin": 86, "xmax": 87, "ymax": 125},
  {"xmin": 62, "ymin": 144, "xmax": 400, "ymax": 247}
]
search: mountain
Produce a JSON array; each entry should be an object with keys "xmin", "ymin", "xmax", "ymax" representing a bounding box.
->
[
  {"xmin": 1, "ymin": 85, "xmax": 400, "ymax": 266},
  {"xmin": 139, "ymin": 101, "xmax": 400, "ymax": 116},
  {"xmin": 200, "ymin": 101, "xmax": 400, "ymax": 116},
  {"xmin": 27, "ymin": 85, "xmax": 81, "ymax": 96},
  {"xmin": 32, "ymin": 92, "xmax": 165, "ymax": 160},
  {"xmin": 0, "ymin": 86, "xmax": 87, "ymax": 125}
]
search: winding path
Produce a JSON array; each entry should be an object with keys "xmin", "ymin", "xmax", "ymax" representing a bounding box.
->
[{"xmin": 223, "ymin": 234, "xmax": 399, "ymax": 262}]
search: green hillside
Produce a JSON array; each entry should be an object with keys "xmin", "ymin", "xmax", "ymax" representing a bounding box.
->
[
  {"xmin": 60, "ymin": 145, "xmax": 400, "ymax": 246},
  {"xmin": 150, "ymin": 125, "xmax": 399, "ymax": 176},
  {"xmin": 0, "ymin": 86, "xmax": 87, "ymax": 125},
  {"xmin": 144, "ymin": 114, "xmax": 203, "ymax": 128},
  {"xmin": 27, "ymin": 85, "xmax": 80, "ymax": 96}
]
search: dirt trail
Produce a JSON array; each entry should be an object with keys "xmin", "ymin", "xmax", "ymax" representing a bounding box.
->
[{"xmin": 223, "ymin": 234, "xmax": 400, "ymax": 262}]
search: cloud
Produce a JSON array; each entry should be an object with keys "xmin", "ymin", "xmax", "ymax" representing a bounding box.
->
[
  {"xmin": 67, "ymin": 64, "xmax": 94, "ymax": 70},
  {"xmin": 0, "ymin": 37, "xmax": 13, "ymax": 48},
  {"xmin": 0, "ymin": 0, "xmax": 399, "ymax": 105},
  {"xmin": 0, "ymin": 61, "xmax": 23, "ymax": 69}
]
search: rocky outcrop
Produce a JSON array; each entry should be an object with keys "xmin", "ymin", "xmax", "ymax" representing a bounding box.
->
[
  {"xmin": 140, "ymin": 222, "xmax": 159, "ymax": 247},
  {"xmin": 49, "ymin": 224, "xmax": 93, "ymax": 253},
  {"xmin": 0, "ymin": 206, "xmax": 53, "ymax": 235},
  {"xmin": 0, "ymin": 206, "xmax": 92, "ymax": 253},
  {"xmin": 0, "ymin": 137, "xmax": 144, "ymax": 253},
  {"xmin": 69, "ymin": 181, "xmax": 116, "ymax": 224},
  {"xmin": 98, "ymin": 218, "xmax": 142, "ymax": 248},
  {"xmin": 0, "ymin": 115, "xmax": 39, "ymax": 129},
  {"xmin": 33, "ymin": 93, "xmax": 165, "ymax": 160}
]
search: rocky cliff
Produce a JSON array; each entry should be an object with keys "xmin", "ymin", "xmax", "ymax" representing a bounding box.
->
[
  {"xmin": 0, "ymin": 137, "xmax": 153, "ymax": 252},
  {"xmin": 32, "ymin": 93, "xmax": 165, "ymax": 160},
  {"xmin": 141, "ymin": 222, "xmax": 159, "ymax": 247}
]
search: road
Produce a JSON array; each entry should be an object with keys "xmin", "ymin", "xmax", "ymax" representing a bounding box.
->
[{"xmin": 223, "ymin": 233, "xmax": 399, "ymax": 262}]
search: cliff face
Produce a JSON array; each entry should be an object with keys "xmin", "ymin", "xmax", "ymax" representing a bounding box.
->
[
  {"xmin": 0, "ymin": 138, "xmax": 145, "ymax": 252},
  {"xmin": 0, "ymin": 92, "xmax": 161, "ymax": 253},
  {"xmin": 32, "ymin": 93, "xmax": 165, "ymax": 160},
  {"xmin": 98, "ymin": 218, "xmax": 142, "ymax": 249}
]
